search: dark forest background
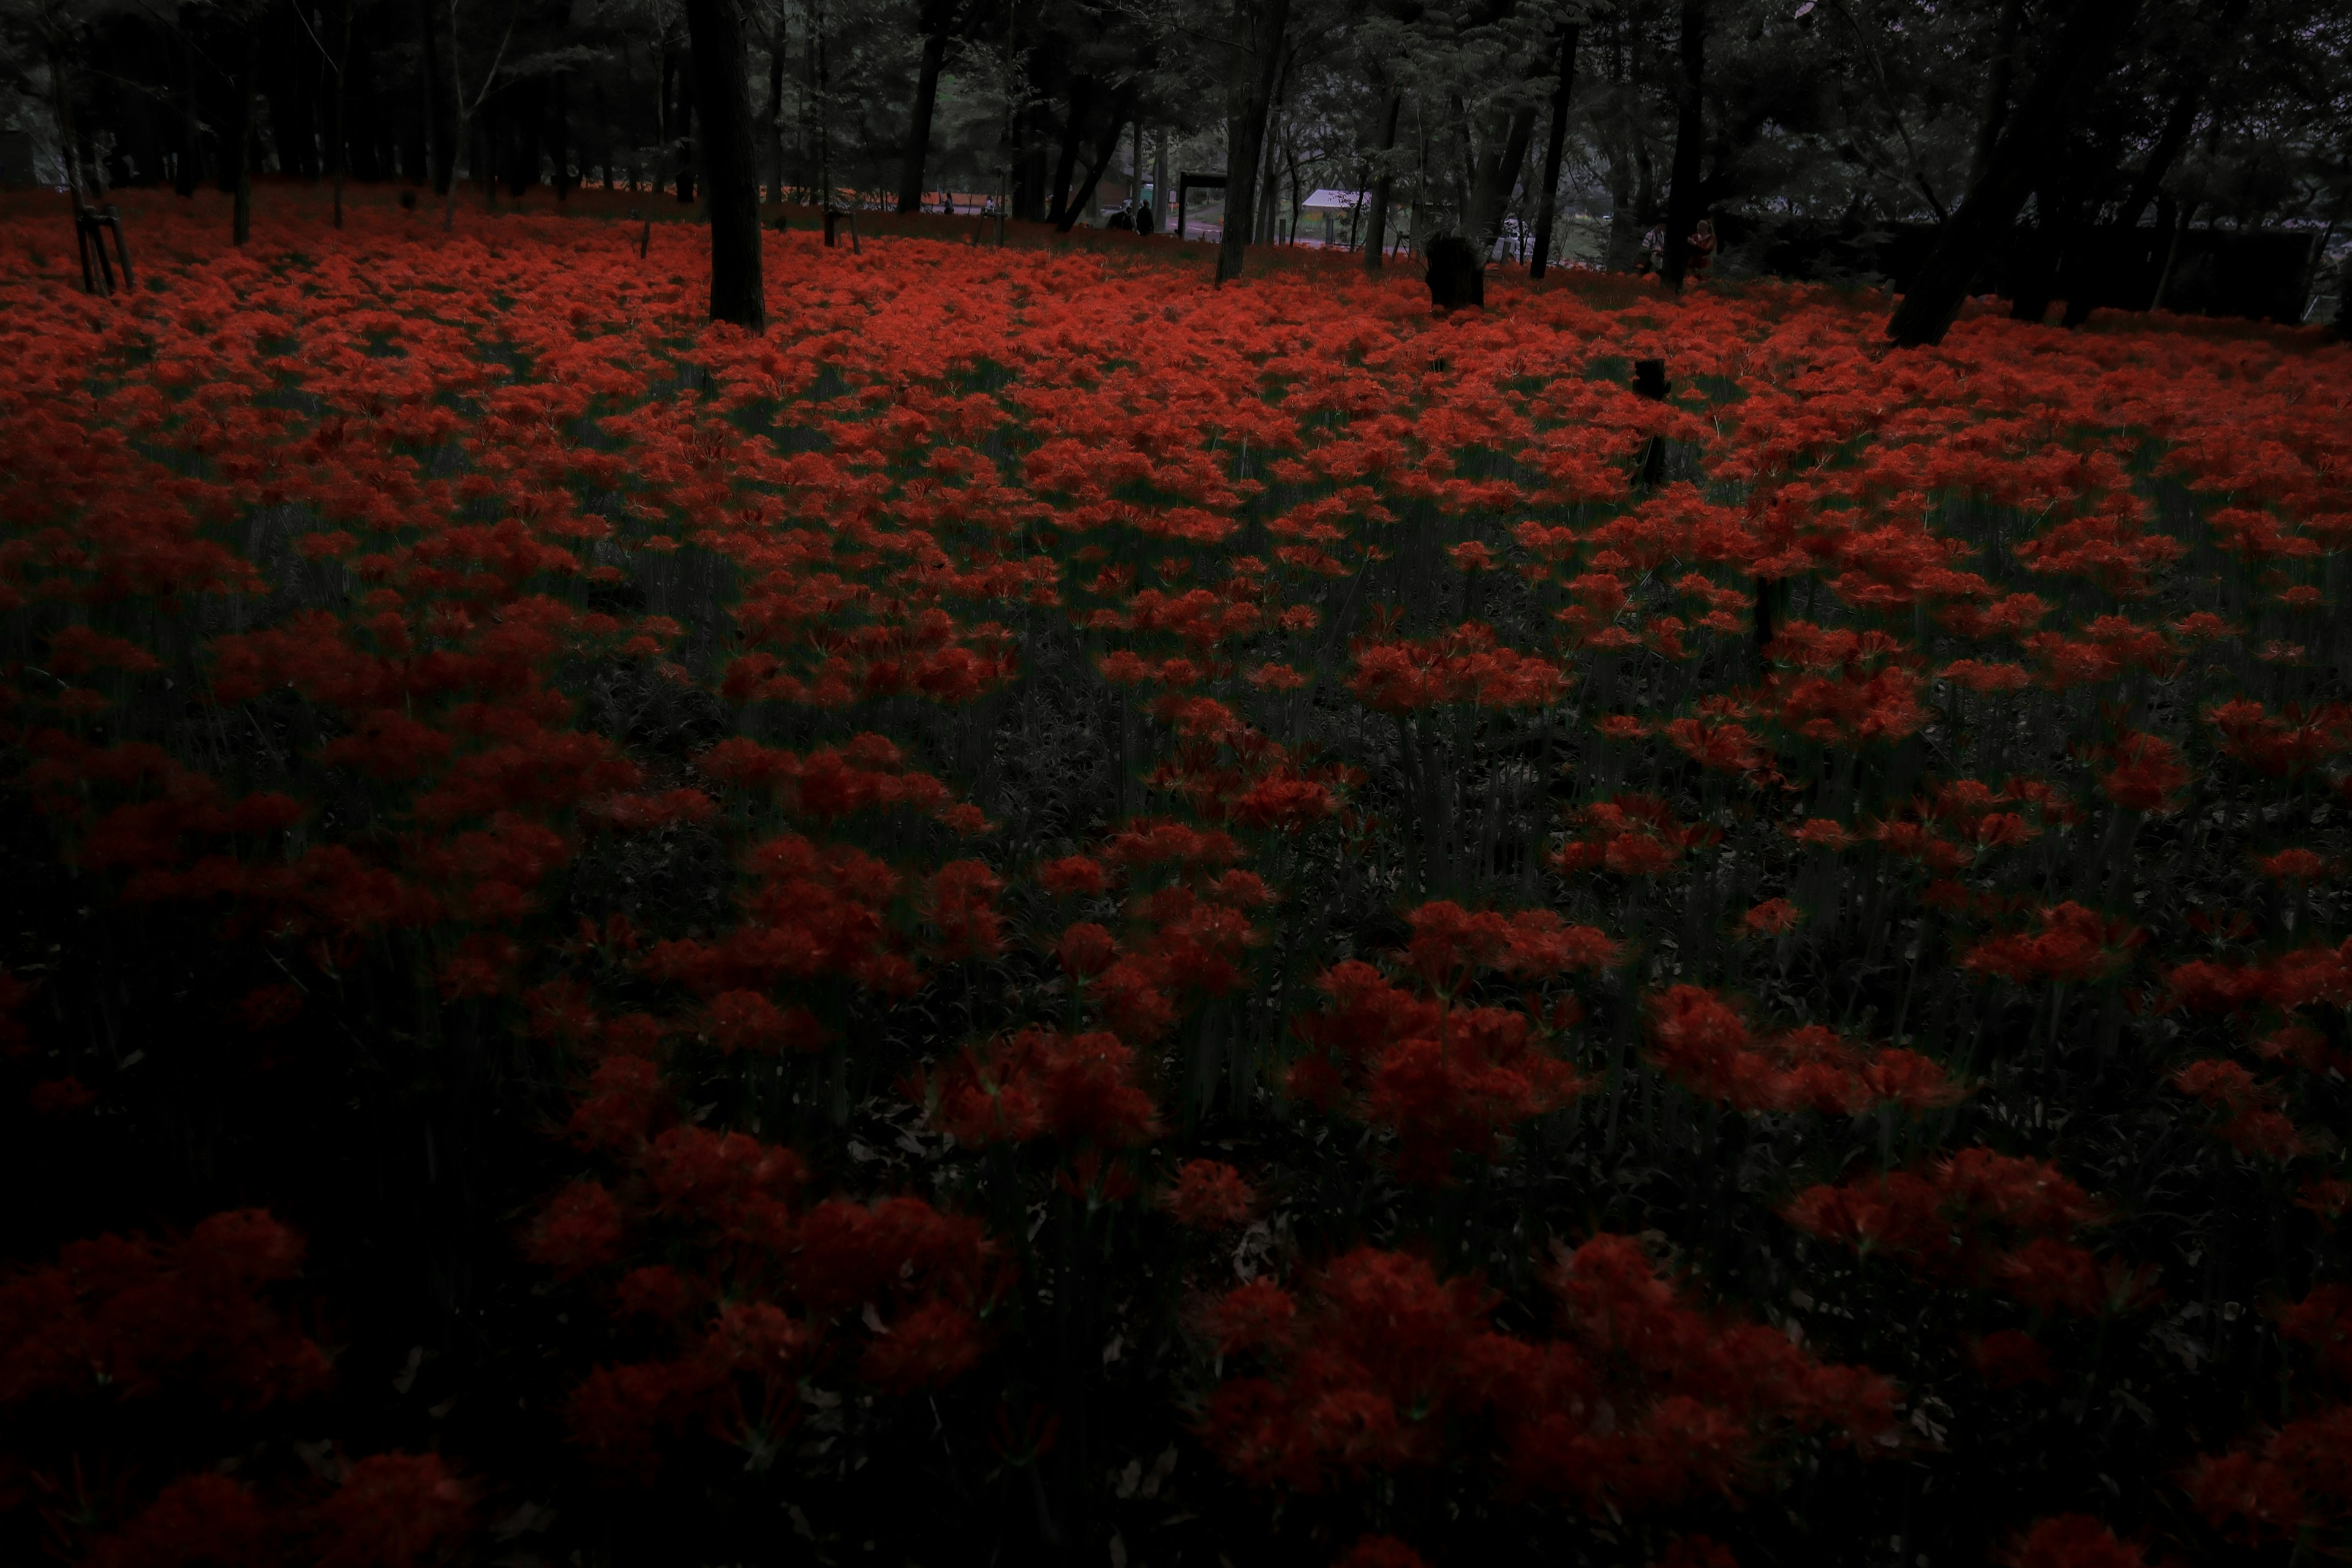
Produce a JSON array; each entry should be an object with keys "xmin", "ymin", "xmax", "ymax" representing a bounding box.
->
[{"xmin": 5, "ymin": 0, "xmax": 2352, "ymax": 321}]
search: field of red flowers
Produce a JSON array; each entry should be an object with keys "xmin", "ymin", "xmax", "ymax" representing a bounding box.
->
[{"xmin": 2, "ymin": 186, "xmax": 2348, "ymax": 1568}]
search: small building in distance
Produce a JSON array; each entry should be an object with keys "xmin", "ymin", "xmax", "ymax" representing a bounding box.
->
[{"xmin": 1301, "ymin": 190, "xmax": 1366, "ymax": 247}]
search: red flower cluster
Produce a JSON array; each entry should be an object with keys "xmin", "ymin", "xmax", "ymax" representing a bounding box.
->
[
  {"xmin": 1202, "ymin": 1235, "xmax": 1894, "ymax": 1511},
  {"xmin": 2186, "ymin": 1284, "xmax": 2352, "ymax": 1547},
  {"xmin": 1286, "ymin": 899, "xmax": 1613, "ymax": 1181},
  {"xmin": 1643, "ymin": 985, "xmax": 1964, "ymax": 1115},
  {"xmin": 1784, "ymin": 1150, "xmax": 2152, "ymax": 1316}
]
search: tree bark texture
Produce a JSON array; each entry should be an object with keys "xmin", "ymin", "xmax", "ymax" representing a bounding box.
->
[
  {"xmin": 898, "ymin": 27, "xmax": 949, "ymax": 212},
  {"xmin": 418, "ymin": 0, "xmax": 451, "ymax": 193},
  {"xmin": 1528, "ymin": 23, "xmax": 1580, "ymax": 281},
  {"xmin": 1659, "ymin": 0, "xmax": 1706, "ymax": 290},
  {"xmin": 687, "ymin": 0, "xmax": 766, "ymax": 329},
  {"xmin": 1967, "ymin": 0, "xmax": 2026, "ymax": 191},
  {"xmin": 233, "ymin": 33, "xmax": 257, "ymax": 244},
  {"xmin": 1888, "ymin": 0, "xmax": 2147, "ymax": 347},
  {"xmin": 176, "ymin": 14, "xmax": 202, "ymax": 195},
  {"xmin": 1362, "ymin": 85, "xmax": 1400, "ymax": 272},
  {"xmin": 1059, "ymin": 83, "xmax": 1137, "ymax": 233},
  {"xmin": 1215, "ymin": 0, "xmax": 1291, "ymax": 284},
  {"xmin": 1048, "ymin": 80, "xmax": 1095, "ymax": 227},
  {"xmin": 1464, "ymin": 101, "xmax": 1537, "ymax": 258}
]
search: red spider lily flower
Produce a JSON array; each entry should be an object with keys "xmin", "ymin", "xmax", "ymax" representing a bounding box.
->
[
  {"xmin": 1203, "ymin": 1278, "xmax": 1300, "ymax": 1355},
  {"xmin": 1040, "ymin": 855, "xmax": 1110, "ymax": 896},
  {"xmin": 1643, "ymin": 988, "xmax": 1960, "ymax": 1116},
  {"xmin": 1289, "ymin": 960, "xmax": 1585, "ymax": 1182},
  {"xmin": 2297, "ymin": 1178, "xmax": 2350, "ymax": 1225},
  {"xmin": 2274, "ymin": 1284, "xmax": 2352, "ymax": 1379},
  {"xmin": 567, "ymin": 1056, "xmax": 669, "ymax": 1152},
  {"xmin": 1057, "ymin": 921, "xmax": 1120, "ymax": 980},
  {"xmin": 2171, "ymin": 1060, "xmax": 2307, "ymax": 1159},
  {"xmin": 2003, "ymin": 1515, "xmax": 2146, "ymax": 1568},
  {"xmin": 928, "ymin": 860, "xmax": 1005, "ymax": 960},
  {"xmin": 1552, "ymin": 793, "xmax": 1718, "ymax": 876},
  {"xmin": 2203, "ymin": 699, "xmax": 2352, "ymax": 778},
  {"xmin": 2255, "ymin": 848, "xmax": 2330, "ymax": 884},
  {"xmin": 1963, "ymin": 903, "xmax": 2142, "ymax": 986},
  {"xmin": 1401, "ymin": 900, "xmax": 1618, "ymax": 990},
  {"xmin": 1741, "ymin": 898, "xmax": 1804, "ymax": 937},
  {"xmin": 312, "ymin": 1452, "xmax": 476, "ymax": 1568},
  {"xmin": 0, "ymin": 1209, "xmax": 331, "ymax": 1409},
  {"xmin": 1335, "ymin": 1536, "xmax": 1431, "ymax": 1568},
  {"xmin": 1785, "ymin": 1150, "xmax": 2139, "ymax": 1316},
  {"xmin": 859, "ymin": 1298, "xmax": 987, "ymax": 1394},
  {"xmin": 2094, "ymin": 732, "xmax": 2191, "ymax": 814},
  {"xmin": 1652, "ymin": 1537, "xmax": 1739, "ymax": 1568},
  {"xmin": 84, "ymin": 1473, "xmax": 280, "ymax": 1568},
  {"xmin": 2185, "ymin": 1404, "xmax": 2352, "ymax": 1547},
  {"xmin": 526, "ymin": 1182, "xmax": 627, "ymax": 1278},
  {"xmin": 1164, "ymin": 1159, "xmax": 1257, "ymax": 1231},
  {"xmin": 934, "ymin": 1028, "xmax": 1161, "ymax": 1150},
  {"xmin": 615, "ymin": 1266, "xmax": 698, "ymax": 1322}
]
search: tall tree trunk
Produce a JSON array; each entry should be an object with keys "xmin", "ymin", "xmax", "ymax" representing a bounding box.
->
[
  {"xmin": 1464, "ymin": 101, "xmax": 1538, "ymax": 255},
  {"xmin": 676, "ymin": 48, "xmax": 698, "ymax": 202},
  {"xmin": 233, "ymin": 32, "xmax": 257, "ymax": 244},
  {"xmin": 418, "ymin": 0, "xmax": 448, "ymax": 193},
  {"xmin": 687, "ymin": 0, "xmax": 765, "ymax": 328},
  {"xmin": 1047, "ymin": 80, "xmax": 1093, "ymax": 227},
  {"xmin": 1888, "ymin": 0, "xmax": 2146, "ymax": 347},
  {"xmin": 1528, "ymin": 23, "xmax": 1580, "ymax": 280},
  {"xmin": 331, "ymin": 11, "xmax": 350, "ymax": 227},
  {"xmin": 1215, "ymin": 0, "xmax": 1291, "ymax": 284},
  {"xmin": 1968, "ymin": 0, "xmax": 2025, "ymax": 192},
  {"xmin": 897, "ymin": 28, "xmax": 948, "ymax": 213},
  {"xmin": 598, "ymin": 80, "xmax": 616, "ymax": 189},
  {"xmin": 1057, "ymin": 83, "xmax": 1136, "ymax": 233},
  {"xmin": 1659, "ymin": 0, "xmax": 1706, "ymax": 290},
  {"xmin": 764, "ymin": 37, "xmax": 784, "ymax": 203},
  {"xmin": 553, "ymin": 72, "xmax": 570, "ymax": 198},
  {"xmin": 2113, "ymin": 78, "xmax": 2205, "ymax": 231},
  {"xmin": 177, "ymin": 12, "xmax": 202, "ymax": 195},
  {"xmin": 45, "ymin": 36, "xmax": 87, "ymax": 209},
  {"xmin": 1362, "ymin": 86, "xmax": 1400, "ymax": 270}
]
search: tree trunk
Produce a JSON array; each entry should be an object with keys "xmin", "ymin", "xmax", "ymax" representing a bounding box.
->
[
  {"xmin": 1363, "ymin": 86, "xmax": 1399, "ymax": 271},
  {"xmin": 331, "ymin": 14, "xmax": 350, "ymax": 227},
  {"xmin": 1215, "ymin": 0, "xmax": 1291, "ymax": 284},
  {"xmin": 1888, "ymin": 0, "xmax": 2146, "ymax": 347},
  {"xmin": 1464, "ymin": 102, "xmax": 1538, "ymax": 257},
  {"xmin": 233, "ymin": 34, "xmax": 256, "ymax": 244},
  {"xmin": 1057, "ymin": 85, "xmax": 1136, "ymax": 233},
  {"xmin": 2113, "ymin": 81, "xmax": 2203, "ymax": 231},
  {"xmin": 419, "ymin": 0, "xmax": 449, "ymax": 194},
  {"xmin": 687, "ymin": 0, "xmax": 765, "ymax": 328},
  {"xmin": 679, "ymin": 61, "xmax": 699, "ymax": 203},
  {"xmin": 897, "ymin": 28, "xmax": 948, "ymax": 213},
  {"xmin": 176, "ymin": 12, "xmax": 201, "ymax": 196},
  {"xmin": 1659, "ymin": 0, "xmax": 1706, "ymax": 290},
  {"xmin": 1528, "ymin": 23, "xmax": 1580, "ymax": 280},
  {"xmin": 1047, "ymin": 80, "xmax": 1093, "ymax": 227},
  {"xmin": 764, "ymin": 43, "xmax": 783, "ymax": 203},
  {"xmin": 553, "ymin": 72, "xmax": 570, "ymax": 198},
  {"xmin": 1967, "ymin": 0, "xmax": 2025, "ymax": 192},
  {"xmin": 45, "ymin": 36, "xmax": 87, "ymax": 209}
]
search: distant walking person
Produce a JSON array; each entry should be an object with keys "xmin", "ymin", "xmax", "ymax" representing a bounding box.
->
[{"xmin": 1687, "ymin": 218, "xmax": 1718, "ymax": 281}]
